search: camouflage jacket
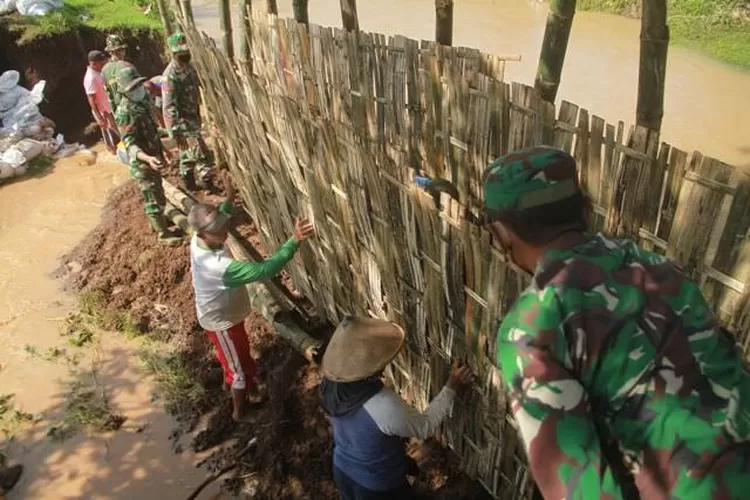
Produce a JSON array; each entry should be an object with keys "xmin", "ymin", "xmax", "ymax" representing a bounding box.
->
[
  {"xmin": 102, "ymin": 60, "xmax": 133, "ymax": 111},
  {"xmin": 497, "ymin": 232, "xmax": 750, "ymax": 499},
  {"xmin": 115, "ymin": 97, "xmax": 163, "ymax": 168},
  {"xmin": 162, "ymin": 60, "xmax": 201, "ymax": 139}
]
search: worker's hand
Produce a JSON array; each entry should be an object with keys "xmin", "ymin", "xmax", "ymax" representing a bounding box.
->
[
  {"xmin": 222, "ymin": 169, "xmax": 236, "ymax": 202},
  {"xmin": 146, "ymin": 155, "xmax": 163, "ymax": 170},
  {"xmin": 293, "ymin": 218, "xmax": 315, "ymax": 242},
  {"xmin": 446, "ymin": 360, "xmax": 473, "ymax": 391}
]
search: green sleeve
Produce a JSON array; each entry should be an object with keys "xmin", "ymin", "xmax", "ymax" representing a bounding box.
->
[
  {"xmin": 497, "ymin": 289, "xmax": 623, "ymax": 499},
  {"xmin": 222, "ymin": 238, "xmax": 300, "ymax": 288},
  {"xmin": 116, "ymin": 108, "xmax": 142, "ymax": 160},
  {"xmin": 218, "ymin": 201, "xmax": 233, "ymax": 215}
]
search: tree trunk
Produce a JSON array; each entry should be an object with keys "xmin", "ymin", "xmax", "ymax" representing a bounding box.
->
[
  {"xmin": 636, "ymin": 0, "xmax": 669, "ymax": 132},
  {"xmin": 266, "ymin": 0, "xmax": 278, "ymax": 15},
  {"xmin": 534, "ymin": 0, "xmax": 577, "ymax": 103},
  {"xmin": 155, "ymin": 0, "xmax": 173, "ymax": 36},
  {"xmin": 219, "ymin": 0, "xmax": 235, "ymax": 61},
  {"xmin": 340, "ymin": 0, "xmax": 359, "ymax": 31},
  {"xmin": 435, "ymin": 0, "xmax": 454, "ymax": 46},
  {"xmin": 293, "ymin": 0, "xmax": 309, "ymax": 24},
  {"xmin": 180, "ymin": 0, "xmax": 194, "ymax": 26},
  {"xmin": 240, "ymin": 0, "xmax": 252, "ymax": 65}
]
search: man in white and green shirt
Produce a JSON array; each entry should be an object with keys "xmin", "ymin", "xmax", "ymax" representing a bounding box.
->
[{"xmin": 188, "ymin": 177, "xmax": 314, "ymax": 421}]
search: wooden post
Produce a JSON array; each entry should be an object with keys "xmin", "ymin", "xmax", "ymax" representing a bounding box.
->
[
  {"xmin": 156, "ymin": 0, "xmax": 173, "ymax": 36},
  {"xmin": 435, "ymin": 0, "xmax": 454, "ymax": 46},
  {"xmin": 636, "ymin": 0, "xmax": 669, "ymax": 132},
  {"xmin": 293, "ymin": 0, "xmax": 309, "ymax": 24},
  {"xmin": 180, "ymin": 0, "xmax": 194, "ymax": 26},
  {"xmin": 534, "ymin": 0, "xmax": 577, "ymax": 103},
  {"xmin": 266, "ymin": 0, "xmax": 278, "ymax": 15},
  {"xmin": 240, "ymin": 0, "xmax": 252, "ymax": 64},
  {"xmin": 340, "ymin": 0, "xmax": 359, "ymax": 31},
  {"xmin": 219, "ymin": 0, "xmax": 235, "ymax": 60}
]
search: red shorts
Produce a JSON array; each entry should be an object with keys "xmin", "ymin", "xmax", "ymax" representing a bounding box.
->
[{"xmin": 205, "ymin": 322, "xmax": 257, "ymax": 390}]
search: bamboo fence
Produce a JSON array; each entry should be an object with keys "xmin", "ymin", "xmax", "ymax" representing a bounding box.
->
[{"xmin": 181, "ymin": 13, "xmax": 750, "ymax": 499}]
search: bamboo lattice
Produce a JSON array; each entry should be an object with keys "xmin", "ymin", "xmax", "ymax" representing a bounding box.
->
[{"xmin": 181, "ymin": 14, "xmax": 750, "ymax": 500}]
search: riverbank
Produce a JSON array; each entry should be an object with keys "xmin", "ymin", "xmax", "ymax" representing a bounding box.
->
[{"xmin": 578, "ymin": 0, "xmax": 750, "ymax": 70}]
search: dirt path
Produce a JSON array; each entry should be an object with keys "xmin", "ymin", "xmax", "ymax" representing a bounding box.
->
[{"xmin": 0, "ymin": 147, "xmax": 222, "ymax": 499}]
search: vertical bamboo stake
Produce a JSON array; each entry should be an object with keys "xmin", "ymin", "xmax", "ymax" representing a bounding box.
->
[
  {"xmin": 180, "ymin": 0, "xmax": 194, "ymax": 26},
  {"xmin": 534, "ymin": 0, "xmax": 577, "ymax": 103},
  {"xmin": 267, "ymin": 0, "xmax": 278, "ymax": 15},
  {"xmin": 156, "ymin": 0, "xmax": 173, "ymax": 36},
  {"xmin": 240, "ymin": 0, "xmax": 253, "ymax": 66},
  {"xmin": 340, "ymin": 0, "xmax": 359, "ymax": 31},
  {"xmin": 293, "ymin": 0, "xmax": 309, "ymax": 24},
  {"xmin": 435, "ymin": 0, "xmax": 454, "ymax": 46},
  {"xmin": 636, "ymin": 0, "xmax": 669, "ymax": 132},
  {"xmin": 219, "ymin": 0, "xmax": 235, "ymax": 60}
]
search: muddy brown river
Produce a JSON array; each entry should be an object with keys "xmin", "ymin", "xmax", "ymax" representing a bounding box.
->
[{"xmin": 193, "ymin": 0, "xmax": 750, "ymax": 168}]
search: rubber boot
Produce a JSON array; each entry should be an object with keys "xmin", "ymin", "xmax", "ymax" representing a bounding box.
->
[
  {"xmin": 0, "ymin": 464, "xmax": 23, "ymax": 493},
  {"xmin": 147, "ymin": 214, "xmax": 182, "ymax": 246}
]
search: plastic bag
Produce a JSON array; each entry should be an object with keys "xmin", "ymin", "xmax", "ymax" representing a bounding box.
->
[
  {"xmin": 1, "ymin": 147, "xmax": 25, "ymax": 168},
  {"xmin": 14, "ymin": 138, "xmax": 44, "ymax": 161},
  {"xmin": 0, "ymin": 162, "xmax": 15, "ymax": 180},
  {"xmin": 16, "ymin": 0, "xmax": 62, "ymax": 15},
  {"xmin": 0, "ymin": 0, "xmax": 16, "ymax": 15}
]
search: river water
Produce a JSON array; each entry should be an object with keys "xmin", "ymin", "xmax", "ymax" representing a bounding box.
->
[{"xmin": 192, "ymin": 0, "xmax": 750, "ymax": 168}]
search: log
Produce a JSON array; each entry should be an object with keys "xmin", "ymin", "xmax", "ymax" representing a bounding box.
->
[
  {"xmin": 636, "ymin": 0, "xmax": 669, "ymax": 132},
  {"xmin": 435, "ymin": 0, "xmax": 454, "ymax": 46},
  {"xmin": 161, "ymin": 179, "xmax": 321, "ymax": 362},
  {"xmin": 240, "ymin": 0, "xmax": 253, "ymax": 66},
  {"xmin": 339, "ymin": 0, "xmax": 359, "ymax": 31},
  {"xmin": 219, "ymin": 0, "xmax": 235, "ymax": 61},
  {"xmin": 293, "ymin": 0, "xmax": 309, "ymax": 25},
  {"xmin": 266, "ymin": 0, "xmax": 278, "ymax": 15},
  {"xmin": 155, "ymin": 0, "xmax": 173, "ymax": 36},
  {"xmin": 534, "ymin": 0, "xmax": 576, "ymax": 103}
]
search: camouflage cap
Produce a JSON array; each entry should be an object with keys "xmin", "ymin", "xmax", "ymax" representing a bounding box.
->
[
  {"xmin": 105, "ymin": 34, "xmax": 126, "ymax": 52},
  {"xmin": 167, "ymin": 32, "xmax": 189, "ymax": 53},
  {"xmin": 482, "ymin": 146, "xmax": 579, "ymax": 220},
  {"xmin": 116, "ymin": 65, "xmax": 147, "ymax": 94}
]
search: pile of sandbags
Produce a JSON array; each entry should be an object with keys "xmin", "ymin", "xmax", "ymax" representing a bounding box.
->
[
  {"xmin": 0, "ymin": 0, "xmax": 63, "ymax": 16},
  {"xmin": 0, "ymin": 70, "xmax": 51, "ymax": 139}
]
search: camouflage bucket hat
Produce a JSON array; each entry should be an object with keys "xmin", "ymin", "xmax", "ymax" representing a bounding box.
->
[
  {"xmin": 482, "ymin": 146, "xmax": 580, "ymax": 221},
  {"xmin": 168, "ymin": 32, "xmax": 189, "ymax": 53},
  {"xmin": 105, "ymin": 34, "xmax": 126, "ymax": 52},
  {"xmin": 116, "ymin": 65, "xmax": 147, "ymax": 94}
]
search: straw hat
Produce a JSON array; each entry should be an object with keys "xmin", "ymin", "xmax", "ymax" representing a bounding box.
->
[{"xmin": 321, "ymin": 317, "xmax": 405, "ymax": 382}]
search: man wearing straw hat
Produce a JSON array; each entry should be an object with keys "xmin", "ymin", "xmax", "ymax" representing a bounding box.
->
[
  {"xmin": 482, "ymin": 146, "xmax": 750, "ymax": 499},
  {"xmin": 188, "ymin": 177, "xmax": 315, "ymax": 422},
  {"xmin": 320, "ymin": 317, "xmax": 473, "ymax": 499}
]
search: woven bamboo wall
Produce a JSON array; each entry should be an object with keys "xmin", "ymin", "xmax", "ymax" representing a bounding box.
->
[{"xmin": 181, "ymin": 13, "xmax": 750, "ymax": 499}]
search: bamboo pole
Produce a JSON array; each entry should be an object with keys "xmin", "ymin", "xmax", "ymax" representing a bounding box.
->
[
  {"xmin": 240, "ymin": 0, "xmax": 253, "ymax": 70},
  {"xmin": 180, "ymin": 0, "xmax": 194, "ymax": 26},
  {"xmin": 435, "ymin": 0, "xmax": 454, "ymax": 46},
  {"xmin": 219, "ymin": 0, "xmax": 235, "ymax": 61},
  {"xmin": 534, "ymin": 0, "xmax": 577, "ymax": 103},
  {"xmin": 636, "ymin": 0, "xmax": 669, "ymax": 132},
  {"xmin": 266, "ymin": 0, "xmax": 278, "ymax": 15},
  {"xmin": 156, "ymin": 0, "xmax": 173, "ymax": 36},
  {"xmin": 339, "ymin": 0, "xmax": 359, "ymax": 31},
  {"xmin": 293, "ymin": 0, "xmax": 309, "ymax": 25}
]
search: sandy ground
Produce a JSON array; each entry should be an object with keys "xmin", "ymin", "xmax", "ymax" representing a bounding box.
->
[{"xmin": 0, "ymin": 147, "xmax": 223, "ymax": 499}]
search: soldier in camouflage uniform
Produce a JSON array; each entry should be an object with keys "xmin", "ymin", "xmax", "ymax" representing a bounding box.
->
[
  {"xmin": 102, "ymin": 34, "xmax": 134, "ymax": 113},
  {"xmin": 162, "ymin": 32, "xmax": 213, "ymax": 191},
  {"xmin": 482, "ymin": 146, "xmax": 750, "ymax": 499},
  {"xmin": 115, "ymin": 66, "xmax": 181, "ymax": 246}
]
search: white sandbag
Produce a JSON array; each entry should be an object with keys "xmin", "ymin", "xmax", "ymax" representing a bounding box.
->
[
  {"xmin": 13, "ymin": 163, "xmax": 28, "ymax": 176},
  {"xmin": 1, "ymin": 147, "xmax": 25, "ymax": 168},
  {"xmin": 16, "ymin": 0, "xmax": 62, "ymax": 15},
  {"xmin": 0, "ymin": 0, "xmax": 16, "ymax": 15},
  {"xmin": 0, "ymin": 71, "xmax": 19, "ymax": 93},
  {"xmin": 0, "ymin": 162, "xmax": 15, "ymax": 180},
  {"xmin": 14, "ymin": 138, "xmax": 45, "ymax": 161},
  {"xmin": 29, "ymin": 80, "xmax": 46, "ymax": 104}
]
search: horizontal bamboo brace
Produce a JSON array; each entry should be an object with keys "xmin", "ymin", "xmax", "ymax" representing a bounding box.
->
[
  {"xmin": 683, "ymin": 170, "xmax": 736, "ymax": 195},
  {"xmin": 450, "ymin": 136, "xmax": 470, "ymax": 151},
  {"xmin": 464, "ymin": 286, "xmax": 489, "ymax": 309}
]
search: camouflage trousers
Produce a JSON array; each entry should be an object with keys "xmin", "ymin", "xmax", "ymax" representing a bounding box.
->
[
  {"xmin": 178, "ymin": 134, "xmax": 213, "ymax": 182},
  {"xmin": 130, "ymin": 163, "xmax": 166, "ymax": 216}
]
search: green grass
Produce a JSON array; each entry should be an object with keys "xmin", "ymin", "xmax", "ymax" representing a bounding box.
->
[
  {"xmin": 2, "ymin": 0, "xmax": 162, "ymax": 44},
  {"xmin": 578, "ymin": 0, "xmax": 750, "ymax": 70}
]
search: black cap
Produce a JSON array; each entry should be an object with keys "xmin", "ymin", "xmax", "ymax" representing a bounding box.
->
[{"xmin": 88, "ymin": 50, "xmax": 108, "ymax": 63}]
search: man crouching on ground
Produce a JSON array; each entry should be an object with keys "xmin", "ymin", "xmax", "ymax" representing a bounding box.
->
[{"xmin": 188, "ymin": 174, "xmax": 315, "ymax": 422}]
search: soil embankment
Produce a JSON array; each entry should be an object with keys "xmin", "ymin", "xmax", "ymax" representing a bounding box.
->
[
  {"xmin": 0, "ymin": 25, "xmax": 165, "ymax": 141},
  {"xmin": 59, "ymin": 173, "xmax": 491, "ymax": 498}
]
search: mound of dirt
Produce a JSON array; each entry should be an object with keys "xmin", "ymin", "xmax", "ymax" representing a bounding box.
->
[{"xmin": 59, "ymin": 178, "xmax": 490, "ymax": 499}]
